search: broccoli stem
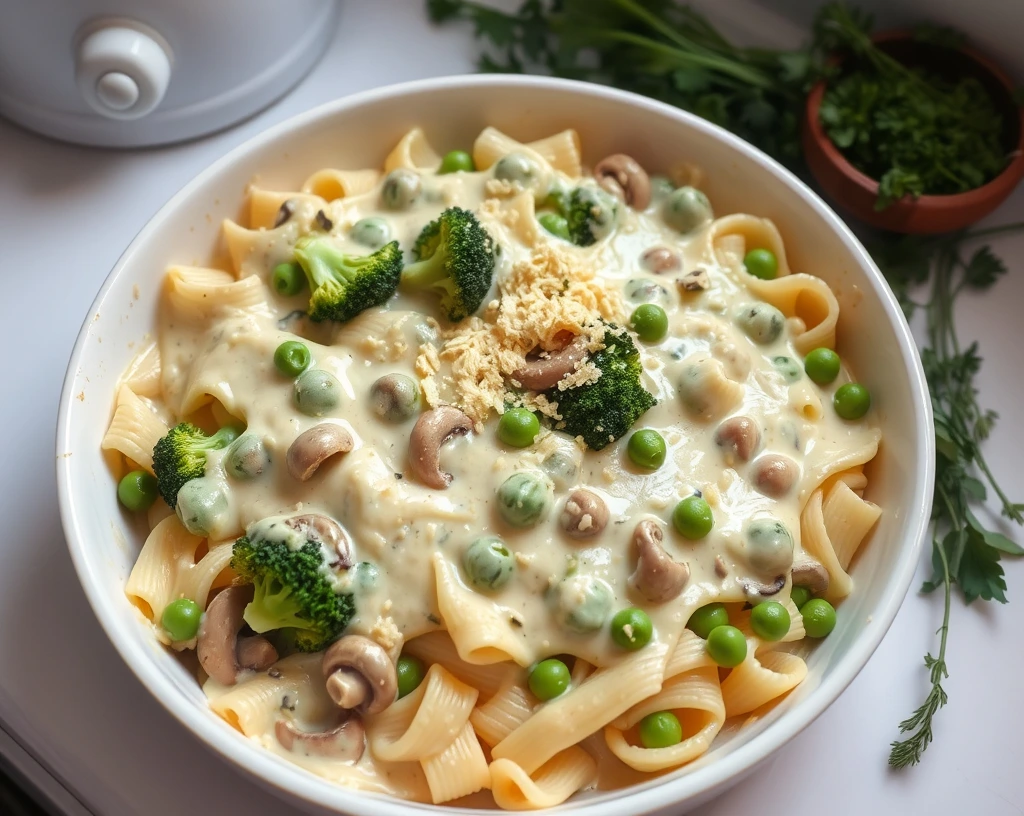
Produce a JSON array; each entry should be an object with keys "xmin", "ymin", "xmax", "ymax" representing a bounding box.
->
[
  {"xmin": 401, "ymin": 252, "xmax": 449, "ymax": 288},
  {"xmin": 243, "ymin": 577, "xmax": 315, "ymax": 634}
]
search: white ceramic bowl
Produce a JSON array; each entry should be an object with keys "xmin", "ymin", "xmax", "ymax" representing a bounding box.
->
[{"xmin": 56, "ymin": 76, "xmax": 933, "ymax": 815}]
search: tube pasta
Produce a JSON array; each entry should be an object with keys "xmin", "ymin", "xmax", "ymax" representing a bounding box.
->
[
  {"xmin": 421, "ymin": 721, "xmax": 491, "ymax": 804},
  {"xmin": 302, "ymin": 168, "xmax": 381, "ymax": 201},
  {"xmin": 801, "ymin": 488, "xmax": 853, "ymax": 601},
  {"xmin": 177, "ymin": 541, "xmax": 235, "ymax": 610},
  {"xmin": 491, "ymin": 641, "xmax": 671, "ymax": 775},
  {"xmin": 124, "ymin": 515, "xmax": 204, "ymax": 621},
  {"xmin": 526, "ymin": 129, "xmax": 582, "ymax": 178},
  {"xmin": 473, "ymin": 127, "xmax": 549, "ymax": 172},
  {"xmin": 101, "ymin": 386, "xmax": 169, "ymax": 474},
  {"xmin": 720, "ymin": 648, "xmax": 808, "ymax": 717},
  {"xmin": 121, "ymin": 342, "xmax": 162, "ymax": 399},
  {"xmin": 605, "ymin": 666, "xmax": 725, "ymax": 771},
  {"xmin": 403, "ymin": 631, "xmax": 509, "ymax": 700},
  {"xmin": 471, "ymin": 677, "xmax": 534, "ymax": 747},
  {"xmin": 165, "ymin": 265, "xmax": 267, "ymax": 318},
  {"xmin": 385, "ymin": 127, "xmax": 441, "ymax": 172},
  {"xmin": 248, "ymin": 188, "xmax": 294, "ymax": 229},
  {"xmin": 822, "ymin": 480, "xmax": 881, "ymax": 571},
  {"xmin": 490, "ymin": 747, "xmax": 596, "ymax": 810}
]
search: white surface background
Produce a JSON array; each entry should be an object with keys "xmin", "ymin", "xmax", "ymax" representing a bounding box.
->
[{"xmin": 1, "ymin": 2, "xmax": 1021, "ymax": 814}]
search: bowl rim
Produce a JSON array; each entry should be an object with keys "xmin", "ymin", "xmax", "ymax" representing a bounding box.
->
[
  {"xmin": 804, "ymin": 30, "xmax": 1024, "ymax": 208},
  {"xmin": 56, "ymin": 73, "xmax": 934, "ymax": 815}
]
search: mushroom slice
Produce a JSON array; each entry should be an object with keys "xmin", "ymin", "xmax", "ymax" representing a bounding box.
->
[
  {"xmin": 275, "ymin": 714, "xmax": 365, "ymax": 761},
  {"xmin": 739, "ymin": 575, "xmax": 787, "ymax": 599},
  {"xmin": 714, "ymin": 555, "xmax": 729, "ymax": 578},
  {"xmin": 752, "ymin": 454, "xmax": 799, "ymax": 498},
  {"xmin": 285, "ymin": 513, "xmax": 353, "ymax": 569},
  {"xmin": 791, "ymin": 561, "xmax": 830, "ymax": 594},
  {"xmin": 512, "ymin": 336, "xmax": 590, "ymax": 391},
  {"xmin": 593, "ymin": 153, "xmax": 652, "ymax": 210},
  {"xmin": 560, "ymin": 488, "xmax": 609, "ymax": 539},
  {"xmin": 198, "ymin": 585, "xmax": 279, "ymax": 686},
  {"xmin": 322, "ymin": 635, "xmax": 398, "ymax": 715},
  {"xmin": 641, "ymin": 247, "xmax": 682, "ymax": 274},
  {"xmin": 678, "ymin": 268, "xmax": 710, "ymax": 292},
  {"xmin": 628, "ymin": 520, "xmax": 689, "ymax": 603},
  {"xmin": 287, "ymin": 424, "xmax": 354, "ymax": 481},
  {"xmin": 714, "ymin": 416, "xmax": 761, "ymax": 463},
  {"xmin": 408, "ymin": 406, "xmax": 473, "ymax": 489}
]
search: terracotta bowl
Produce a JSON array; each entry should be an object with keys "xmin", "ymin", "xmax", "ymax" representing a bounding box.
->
[{"xmin": 803, "ymin": 32, "xmax": 1024, "ymax": 234}]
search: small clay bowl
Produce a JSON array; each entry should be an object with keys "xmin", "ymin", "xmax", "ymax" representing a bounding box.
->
[{"xmin": 803, "ymin": 32, "xmax": 1024, "ymax": 234}]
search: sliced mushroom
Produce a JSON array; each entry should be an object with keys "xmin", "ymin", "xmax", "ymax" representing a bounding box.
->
[
  {"xmin": 315, "ymin": 209, "xmax": 334, "ymax": 231},
  {"xmin": 197, "ymin": 585, "xmax": 278, "ymax": 686},
  {"xmin": 641, "ymin": 246, "xmax": 681, "ymax": 274},
  {"xmin": 752, "ymin": 454, "xmax": 799, "ymax": 498},
  {"xmin": 594, "ymin": 154, "xmax": 652, "ymax": 210},
  {"xmin": 275, "ymin": 714, "xmax": 365, "ymax": 761},
  {"xmin": 409, "ymin": 406, "xmax": 474, "ymax": 489},
  {"xmin": 678, "ymin": 268, "xmax": 710, "ymax": 292},
  {"xmin": 739, "ymin": 575, "xmax": 787, "ymax": 598},
  {"xmin": 287, "ymin": 424, "xmax": 354, "ymax": 481},
  {"xmin": 322, "ymin": 635, "xmax": 398, "ymax": 715},
  {"xmin": 714, "ymin": 416, "xmax": 761, "ymax": 463},
  {"xmin": 629, "ymin": 520, "xmax": 689, "ymax": 603},
  {"xmin": 560, "ymin": 489, "xmax": 609, "ymax": 539},
  {"xmin": 714, "ymin": 555, "xmax": 729, "ymax": 578},
  {"xmin": 791, "ymin": 561, "xmax": 830, "ymax": 594},
  {"xmin": 285, "ymin": 513, "xmax": 353, "ymax": 569},
  {"xmin": 512, "ymin": 336, "xmax": 590, "ymax": 391}
]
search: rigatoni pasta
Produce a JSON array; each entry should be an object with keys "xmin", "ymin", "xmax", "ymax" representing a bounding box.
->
[{"xmin": 107, "ymin": 124, "xmax": 883, "ymax": 809}]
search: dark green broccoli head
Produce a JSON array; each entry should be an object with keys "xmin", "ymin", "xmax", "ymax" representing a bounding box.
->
[
  {"xmin": 294, "ymin": 237, "xmax": 402, "ymax": 323},
  {"xmin": 401, "ymin": 207, "xmax": 496, "ymax": 321},
  {"xmin": 549, "ymin": 329, "xmax": 656, "ymax": 450},
  {"xmin": 565, "ymin": 187, "xmax": 618, "ymax": 247},
  {"xmin": 232, "ymin": 520, "xmax": 355, "ymax": 653},
  {"xmin": 152, "ymin": 422, "xmax": 240, "ymax": 507}
]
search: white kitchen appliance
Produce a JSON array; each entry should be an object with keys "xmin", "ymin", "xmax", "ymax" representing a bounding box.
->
[{"xmin": 0, "ymin": 0, "xmax": 341, "ymax": 147}]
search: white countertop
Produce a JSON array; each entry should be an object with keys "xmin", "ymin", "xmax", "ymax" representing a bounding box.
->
[{"xmin": 1, "ymin": 2, "xmax": 1021, "ymax": 814}]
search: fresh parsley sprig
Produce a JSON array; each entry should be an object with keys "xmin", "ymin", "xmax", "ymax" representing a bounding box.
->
[{"xmin": 871, "ymin": 226, "xmax": 1024, "ymax": 766}]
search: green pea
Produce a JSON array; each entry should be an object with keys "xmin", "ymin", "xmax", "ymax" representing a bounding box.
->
[
  {"xmin": 687, "ymin": 603, "xmax": 729, "ymax": 639},
  {"xmin": 834, "ymin": 383, "xmax": 871, "ymax": 420},
  {"xmin": 627, "ymin": 429, "xmax": 667, "ymax": 470},
  {"xmin": 772, "ymin": 356, "xmax": 802, "ymax": 383},
  {"xmin": 272, "ymin": 262, "xmax": 305, "ymax": 297},
  {"xmin": 353, "ymin": 561, "xmax": 380, "ymax": 592},
  {"xmin": 528, "ymin": 658, "xmax": 571, "ymax": 701},
  {"xmin": 350, "ymin": 217, "xmax": 391, "ymax": 249},
  {"xmin": 161, "ymin": 598, "xmax": 202, "ymax": 642},
  {"xmin": 498, "ymin": 408, "xmax": 540, "ymax": 448},
  {"xmin": 639, "ymin": 711, "xmax": 683, "ymax": 749},
  {"xmin": 610, "ymin": 607, "xmax": 653, "ymax": 650},
  {"xmin": 381, "ymin": 169, "xmax": 422, "ymax": 210},
  {"xmin": 369, "ymin": 374, "xmax": 420, "ymax": 422},
  {"xmin": 274, "ymin": 340, "xmax": 311, "ymax": 378},
  {"xmin": 496, "ymin": 472, "xmax": 553, "ymax": 528},
  {"xmin": 538, "ymin": 212, "xmax": 570, "ymax": 241},
  {"xmin": 650, "ymin": 175, "xmax": 675, "ymax": 201},
  {"xmin": 801, "ymin": 599, "xmax": 837, "ymax": 638},
  {"xmin": 706, "ymin": 624, "xmax": 747, "ymax": 667},
  {"xmin": 750, "ymin": 601, "xmax": 791, "ymax": 642},
  {"xmin": 294, "ymin": 369, "xmax": 342, "ymax": 416},
  {"xmin": 175, "ymin": 477, "xmax": 229, "ymax": 537},
  {"xmin": 745, "ymin": 518, "xmax": 794, "ymax": 574},
  {"xmin": 804, "ymin": 347, "xmax": 841, "ymax": 385},
  {"xmin": 630, "ymin": 304, "xmax": 669, "ymax": 343},
  {"xmin": 225, "ymin": 434, "xmax": 270, "ymax": 480},
  {"xmin": 558, "ymin": 574, "xmax": 614, "ymax": 633},
  {"xmin": 494, "ymin": 152, "xmax": 538, "ymax": 186},
  {"xmin": 662, "ymin": 186, "xmax": 713, "ymax": 233},
  {"xmin": 396, "ymin": 655, "xmax": 426, "ymax": 698},
  {"xmin": 736, "ymin": 303, "xmax": 785, "ymax": 345},
  {"xmin": 743, "ymin": 248, "xmax": 778, "ymax": 280},
  {"xmin": 118, "ymin": 469, "xmax": 158, "ymax": 512},
  {"xmin": 673, "ymin": 495, "xmax": 713, "ymax": 539},
  {"xmin": 463, "ymin": 536, "xmax": 515, "ymax": 591},
  {"xmin": 790, "ymin": 585, "xmax": 812, "ymax": 610},
  {"xmin": 624, "ymin": 278, "xmax": 670, "ymax": 306},
  {"xmin": 541, "ymin": 450, "xmax": 579, "ymax": 490},
  {"xmin": 438, "ymin": 150, "xmax": 475, "ymax": 174}
]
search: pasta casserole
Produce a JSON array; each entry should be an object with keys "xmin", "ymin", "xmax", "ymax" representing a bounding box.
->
[{"xmin": 102, "ymin": 124, "xmax": 882, "ymax": 809}]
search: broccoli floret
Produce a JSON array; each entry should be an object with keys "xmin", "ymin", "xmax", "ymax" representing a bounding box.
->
[
  {"xmin": 401, "ymin": 207, "xmax": 496, "ymax": 321},
  {"xmin": 293, "ymin": 236, "xmax": 402, "ymax": 323},
  {"xmin": 564, "ymin": 187, "xmax": 618, "ymax": 247},
  {"xmin": 232, "ymin": 521, "xmax": 355, "ymax": 653},
  {"xmin": 152, "ymin": 423, "xmax": 239, "ymax": 508},
  {"xmin": 549, "ymin": 329, "xmax": 656, "ymax": 450}
]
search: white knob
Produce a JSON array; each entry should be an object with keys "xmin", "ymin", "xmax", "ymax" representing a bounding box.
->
[{"xmin": 75, "ymin": 22, "xmax": 172, "ymax": 120}]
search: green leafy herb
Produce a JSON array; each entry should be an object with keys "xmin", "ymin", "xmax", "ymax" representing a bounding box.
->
[{"xmin": 872, "ymin": 224, "xmax": 1024, "ymax": 766}]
